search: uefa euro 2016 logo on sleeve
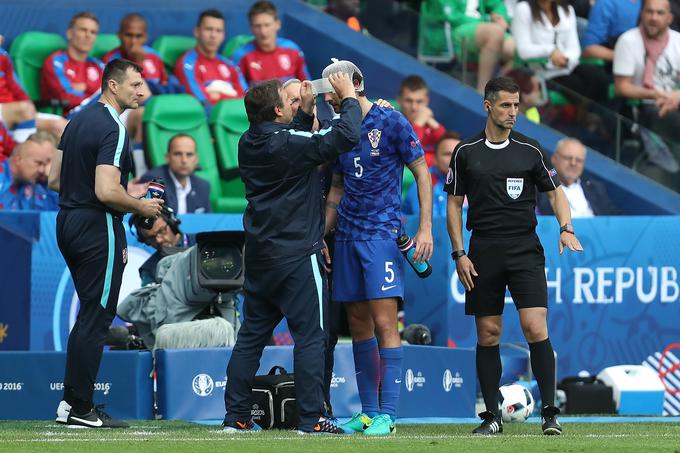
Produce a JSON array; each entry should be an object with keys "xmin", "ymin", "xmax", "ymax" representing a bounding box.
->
[{"xmin": 192, "ymin": 374, "xmax": 214, "ymax": 397}]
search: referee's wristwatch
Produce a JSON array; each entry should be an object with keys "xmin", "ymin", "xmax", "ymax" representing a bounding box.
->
[
  {"xmin": 451, "ymin": 250, "xmax": 466, "ymax": 261},
  {"xmin": 559, "ymin": 223, "xmax": 575, "ymax": 235}
]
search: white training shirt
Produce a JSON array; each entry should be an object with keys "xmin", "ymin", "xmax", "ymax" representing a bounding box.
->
[{"xmin": 511, "ymin": 2, "xmax": 581, "ymax": 79}]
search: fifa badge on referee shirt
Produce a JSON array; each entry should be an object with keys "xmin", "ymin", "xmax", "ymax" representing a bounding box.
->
[
  {"xmin": 506, "ymin": 178, "xmax": 524, "ymax": 199},
  {"xmin": 368, "ymin": 128, "xmax": 381, "ymax": 156}
]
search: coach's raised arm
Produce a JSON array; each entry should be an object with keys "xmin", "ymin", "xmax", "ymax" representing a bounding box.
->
[{"xmin": 279, "ymin": 72, "xmax": 361, "ymax": 169}]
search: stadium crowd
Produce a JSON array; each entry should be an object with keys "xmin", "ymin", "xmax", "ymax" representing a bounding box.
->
[{"xmin": 0, "ymin": 0, "xmax": 644, "ymax": 215}]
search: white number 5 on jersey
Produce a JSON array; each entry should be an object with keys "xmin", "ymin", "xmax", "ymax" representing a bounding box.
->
[
  {"xmin": 353, "ymin": 156, "xmax": 363, "ymax": 178},
  {"xmin": 384, "ymin": 261, "xmax": 394, "ymax": 283}
]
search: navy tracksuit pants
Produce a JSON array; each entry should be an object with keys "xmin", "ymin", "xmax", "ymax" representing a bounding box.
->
[
  {"xmin": 224, "ymin": 252, "xmax": 328, "ymax": 431},
  {"xmin": 56, "ymin": 208, "xmax": 127, "ymax": 413}
]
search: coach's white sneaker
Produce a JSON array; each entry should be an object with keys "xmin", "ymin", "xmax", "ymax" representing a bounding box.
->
[{"xmin": 55, "ymin": 400, "xmax": 71, "ymax": 424}]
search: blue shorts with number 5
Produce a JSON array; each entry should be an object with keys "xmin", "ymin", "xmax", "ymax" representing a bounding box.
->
[{"xmin": 332, "ymin": 239, "xmax": 404, "ymax": 302}]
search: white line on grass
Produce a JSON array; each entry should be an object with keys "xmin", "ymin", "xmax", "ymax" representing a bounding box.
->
[{"xmin": 6, "ymin": 433, "xmax": 680, "ymax": 443}]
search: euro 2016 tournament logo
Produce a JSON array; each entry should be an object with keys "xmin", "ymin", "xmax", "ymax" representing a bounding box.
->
[
  {"xmin": 404, "ymin": 369, "xmax": 427, "ymax": 392},
  {"xmin": 193, "ymin": 374, "xmax": 214, "ymax": 397},
  {"xmin": 442, "ymin": 369, "xmax": 464, "ymax": 392},
  {"xmin": 405, "ymin": 369, "xmax": 415, "ymax": 392}
]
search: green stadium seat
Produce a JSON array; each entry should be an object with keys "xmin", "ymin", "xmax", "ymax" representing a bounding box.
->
[
  {"xmin": 91, "ymin": 34, "xmax": 120, "ymax": 60},
  {"xmin": 209, "ymin": 99, "xmax": 249, "ymax": 213},
  {"xmin": 10, "ymin": 31, "xmax": 66, "ymax": 101},
  {"xmin": 417, "ymin": 0, "xmax": 455, "ymax": 64},
  {"xmin": 142, "ymin": 94, "xmax": 233, "ymax": 212},
  {"xmin": 151, "ymin": 35, "xmax": 196, "ymax": 70},
  {"xmin": 222, "ymin": 34, "xmax": 254, "ymax": 59}
]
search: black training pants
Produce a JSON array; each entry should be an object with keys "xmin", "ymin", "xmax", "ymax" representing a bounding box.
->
[
  {"xmin": 56, "ymin": 208, "xmax": 127, "ymax": 411},
  {"xmin": 224, "ymin": 252, "xmax": 328, "ymax": 431}
]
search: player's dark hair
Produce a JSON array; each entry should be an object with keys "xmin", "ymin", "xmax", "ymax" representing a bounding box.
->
[
  {"xmin": 484, "ymin": 77, "xmax": 520, "ymax": 103},
  {"xmin": 353, "ymin": 72, "xmax": 365, "ymax": 97},
  {"xmin": 167, "ymin": 133, "xmax": 197, "ymax": 153},
  {"xmin": 248, "ymin": 1, "xmax": 279, "ymax": 22},
  {"xmin": 68, "ymin": 11, "xmax": 99, "ymax": 29},
  {"xmin": 119, "ymin": 13, "xmax": 147, "ymax": 32},
  {"xmin": 101, "ymin": 58, "xmax": 143, "ymax": 92},
  {"xmin": 244, "ymin": 79, "xmax": 284, "ymax": 124},
  {"xmin": 399, "ymin": 75, "xmax": 428, "ymax": 95},
  {"xmin": 197, "ymin": 9, "xmax": 224, "ymax": 27}
]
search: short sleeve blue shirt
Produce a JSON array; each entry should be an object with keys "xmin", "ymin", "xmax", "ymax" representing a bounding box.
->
[{"xmin": 333, "ymin": 104, "xmax": 423, "ymax": 240}]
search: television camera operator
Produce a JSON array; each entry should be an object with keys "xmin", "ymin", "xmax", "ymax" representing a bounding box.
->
[{"xmin": 129, "ymin": 205, "xmax": 194, "ymax": 286}]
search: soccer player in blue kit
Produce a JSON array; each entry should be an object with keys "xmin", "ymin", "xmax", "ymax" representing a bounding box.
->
[{"xmin": 322, "ymin": 59, "xmax": 434, "ymax": 436}]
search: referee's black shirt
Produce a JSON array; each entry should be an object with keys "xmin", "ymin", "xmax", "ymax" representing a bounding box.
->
[
  {"xmin": 239, "ymin": 97, "xmax": 361, "ymax": 267},
  {"xmin": 58, "ymin": 102, "xmax": 132, "ymax": 216},
  {"xmin": 444, "ymin": 130, "xmax": 560, "ymax": 237}
]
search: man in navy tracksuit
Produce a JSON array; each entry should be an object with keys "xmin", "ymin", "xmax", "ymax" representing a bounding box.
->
[
  {"xmin": 223, "ymin": 73, "xmax": 361, "ymax": 434},
  {"xmin": 48, "ymin": 59, "xmax": 163, "ymax": 428}
]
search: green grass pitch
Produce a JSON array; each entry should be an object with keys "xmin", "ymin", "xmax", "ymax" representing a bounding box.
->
[{"xmin": 1, "ymin": 421, "xmax": 679, "ymax": 452}]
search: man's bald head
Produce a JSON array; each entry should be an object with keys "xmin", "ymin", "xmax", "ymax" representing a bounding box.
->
[{"xmin": 11, "ymin": 139, "xmax": 55, "ymax": 184}]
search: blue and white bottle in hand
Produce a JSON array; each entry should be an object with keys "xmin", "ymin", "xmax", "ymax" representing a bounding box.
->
[
  {"xmin": 141, "ymin": 178, "xmax": 165, "ymax": 229},
  {"xmin": 396, "ymin": 233, "xmax": 432, "ymax": 278}
]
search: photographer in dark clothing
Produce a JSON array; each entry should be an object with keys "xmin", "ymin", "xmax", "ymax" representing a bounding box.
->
[{"xmin": 129, "ymin": 206, "xmax": 194, "ymax": 286}]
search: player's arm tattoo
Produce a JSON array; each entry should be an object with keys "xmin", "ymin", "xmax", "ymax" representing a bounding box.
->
[
  {"xmin": 331, "ymin": 173, "xmax": 344, "ymax": 188},
  {"xmin": 407, "ymin": 156, "xmax": 427, "ymax": 170},
  {"xmin": 326, "ymin": 200, "xmax": 339, "ymax": 210}
]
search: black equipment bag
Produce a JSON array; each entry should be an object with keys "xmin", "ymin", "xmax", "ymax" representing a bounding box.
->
[
  {"xmin": 251, "ymin": 366, "xmax": 297, "ymax": 429},
  {"xmin": 558, "ymin": 376, "xmax": 616, "ymax": 414}
]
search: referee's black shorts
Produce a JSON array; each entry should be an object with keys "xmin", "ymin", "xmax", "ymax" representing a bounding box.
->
[{"xmin": 465, "ymin": 232, "xmax": 547, "ymax": 316}]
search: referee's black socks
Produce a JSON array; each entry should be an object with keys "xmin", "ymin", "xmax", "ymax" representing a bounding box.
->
[
  {"xmin": 476, "ymin": 343, "xmax": 502, "ymax": 418},
  {"xmin": 529, "ymin": 338, "xmax": 556, "ymax": 408}
]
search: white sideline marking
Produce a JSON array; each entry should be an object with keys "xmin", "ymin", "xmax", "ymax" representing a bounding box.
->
[{"xmin": 8, "ymin": 433, "xmax": 680, "ymax": 442}]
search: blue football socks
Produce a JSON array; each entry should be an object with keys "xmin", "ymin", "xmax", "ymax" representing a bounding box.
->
[
  {"xmin": 352, "ymin": 337, "xmax": 380, "ymax": 417},
  {"xmin": 379, "ymin": 346, "xmax": 403, "ymax": 421}
]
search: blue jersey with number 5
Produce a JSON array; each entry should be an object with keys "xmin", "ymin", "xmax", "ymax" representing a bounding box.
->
[{"xmin": 333, "ymin": 104, "xmax": 423, "ymax": 240}]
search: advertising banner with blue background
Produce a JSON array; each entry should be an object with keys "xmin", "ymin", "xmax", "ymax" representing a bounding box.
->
[
  {"xmin": 0, "ymin": 351, "xmax": 152, "ymax": 420},
  {"xmin": 403, "ymin": 215, "xmax": 680, "ymax": 378},
  {"xmin": 156, "ymin": 344, "xmax": 475, "ymax": 420},
  {"xmin": 1, "ymin": 212, "xmax": 678, "ymax": 380}
]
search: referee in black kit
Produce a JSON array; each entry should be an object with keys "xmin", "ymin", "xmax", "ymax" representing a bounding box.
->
[
  {"xmin": 223, "ymin": 73, "xmax": 360, "ymax": 434},
  {"xmin": 47, "ymin": 59, "xmax": 163, "ymax": 428},
  {"xmin": 445, "ymin": 77, "xmax": 583, "ymax": 436}
]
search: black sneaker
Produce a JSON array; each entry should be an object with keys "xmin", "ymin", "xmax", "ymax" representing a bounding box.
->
[
  {"xmin": 66, "ymin": 405, "xmax": 129, "ymax": 429},
  {"xmin": 298, "ymin": 418, "xmax": 348, "ymax": 435},
  {"xmin": 472, "ymin": 411, "xmax": 503, "ymax": 435},
  {"xmin": 222, "ymin": 420, "xmax": 262, "ymax": 433},
  {"xmin": 541, "ymin": 406, "xmax": 562, "ymax": 435}
]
